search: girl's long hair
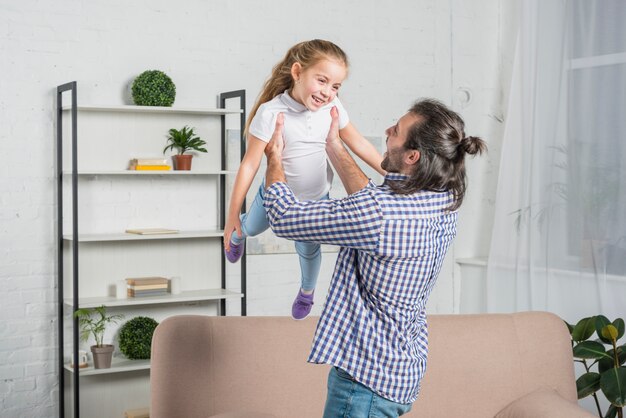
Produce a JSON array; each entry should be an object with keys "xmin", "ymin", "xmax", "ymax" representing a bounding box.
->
[
  {"xmin": 386, "ymin": 99, "xmax": 487, "ymax": 211},
  {"xmin": 245, "ymin": 39, "xmax": 348, "ymax": 135}
]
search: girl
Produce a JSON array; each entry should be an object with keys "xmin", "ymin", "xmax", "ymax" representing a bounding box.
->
[{"xmin": 224, "ymin": 39, "xmax": 384, "ymax": 319}]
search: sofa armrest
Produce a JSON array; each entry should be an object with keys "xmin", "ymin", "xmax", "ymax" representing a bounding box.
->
[
  {"xmin": 208, "ymin": 412, "xmax": 277, "ymax": 418},
  {"xmin": 494, "ymin": 388, "xmax": 597, "ymax": 418}
]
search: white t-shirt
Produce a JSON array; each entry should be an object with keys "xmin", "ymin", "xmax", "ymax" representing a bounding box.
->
[{"xmin": 249, "ymin": 91, "xmax": 349, "ymax": 200}]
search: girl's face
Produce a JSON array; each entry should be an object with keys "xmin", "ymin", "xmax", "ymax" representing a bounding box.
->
[{"xmin": 290, "ymin": 58, "xmax": 347, "ymax": 111}]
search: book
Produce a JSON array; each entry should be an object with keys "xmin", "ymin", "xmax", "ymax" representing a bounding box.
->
[
  {"xmin": 125, "ymin": 228, "xmax": 179, "ymax": 235},
  {"xmin": 128, "ymin": 288, "xmax": 168, "ymax": 294},
  {"xmin": 128, "ymin": 289, "xmax": 168, "ymax": 297},
  {"xmin": 128, "ymin": 158, "xmax": 171, "ymax": 170},
  {"xmin": 134, "ymin": 165, "xmax": 171, "ymax": 171},
  {"xmin": 128, "ymin": 284, "xmax": 168, "ymax": 291},
  {"xmin": 133, "ymin": 158, "xmax": 167, "ymax": 166},
  {"xmin": 125, "ymin": 277, "xmax": 169, "ymax": 286}
]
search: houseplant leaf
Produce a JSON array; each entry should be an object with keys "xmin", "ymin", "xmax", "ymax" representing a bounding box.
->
[
  {"xmin": 573, "ymin": 317, "xmax": 597, "ymax": 342},
  {"xmin": 573, "ymin": 341, "xmax": 611, "ymax": 360},
  {"xmin": 163, "ymin": 126, "xmax": 206, "ymax": 156},
  {"xmin": 602, "ymin": 324, "xmax": 619, "ymax": 343},
  {"xmin": 596, "ymin": 315, "xmax": 612, "ymax": 344},
  {"xmin": 613, "ymin": 318, "xmax": 625, "ymax": 341},
  {"xmin": 577, "ymin": 372, "xmax": 601, "ymax": 399},
  {"xmin": 596, "ymin": 316, "xmax": 616, "ymax": 344},
  {"xmin": 599, "ymin": 346, "xmax": 626, "ymax": 374},
  {"xmin": 600, "ymin": 367, "xmax": 626, "ymax": 407}
]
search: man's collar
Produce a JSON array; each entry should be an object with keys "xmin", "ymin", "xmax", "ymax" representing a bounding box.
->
[
  {"xmin": 384, "ymin": 172, "xmax": 409, "ymax": 182},
  {"xmin": 280, "ymin": 90, "xmax": 308, "ymax": 112}
]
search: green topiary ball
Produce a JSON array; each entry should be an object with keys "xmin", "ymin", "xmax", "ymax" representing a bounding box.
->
[
  {"xmin": 131, "ymin": 70, "xmax": 176, "ymax": 107},
  {"xmin": 118, "ymin": 316, "xmax": 159, "ymax": 360}
]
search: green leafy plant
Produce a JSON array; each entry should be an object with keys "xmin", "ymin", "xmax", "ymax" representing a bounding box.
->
[
  {"xmin": 163, "ymin": 126, "xmax": 207, "ymax": 155},
  {"xmin": 131, "ymin": 70, "xmax": 176, "ymax": 107},
  {"xmin": 118, "ymin": 316, "xmax": 159, "ymax": 360},
  {"xmin": 74, "ymin": 305, "xmax": 124, "ymax": 348},
  {"xmin": 566, "ymin": 315, "xmax": 626, "ymax": 418}
]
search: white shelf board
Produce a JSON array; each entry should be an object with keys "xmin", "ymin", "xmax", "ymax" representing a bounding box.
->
[
  {"xmin": 65, "ymin": 288, "xmax": 244, "ymax": 309},
  {"xmin": 63, "ymin": 229, "xmax": 223, "ymax": 242},
  {"xmin": 64, "ymin": 357, "xmax": 150, "ymax": 376},
  {"xmin": 455, "ymin": 257, "xmax": 488, "ymax": 267},
  {"xmin": 62, "ymin": 170, "xmax": 236, "ymax": 176},
  {"xmin": 62, "ymin": 104, "xmax": 242, "ymax": 115}
]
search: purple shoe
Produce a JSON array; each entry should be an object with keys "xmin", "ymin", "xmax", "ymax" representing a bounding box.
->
[
  {"xmin": 292, "ymin": 289, "xmax": 314, "ymax": 320},
  {"xmin": 224, "ymin": 241, "xmax": 244, "ymax": 263}
]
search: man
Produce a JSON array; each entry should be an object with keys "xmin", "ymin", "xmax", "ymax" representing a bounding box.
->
[{"xmin": 263, "ymin": 99, "xmax": 485, "ymax": 417}]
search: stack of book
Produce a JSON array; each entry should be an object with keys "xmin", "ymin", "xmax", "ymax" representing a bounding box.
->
[
  {"xmin": 126, "ymin": 277, "xmax": 169, "ymax": 297},
  {"xmin": 129, "ymin": 158, "xmax": 171, "ymax": 171}
]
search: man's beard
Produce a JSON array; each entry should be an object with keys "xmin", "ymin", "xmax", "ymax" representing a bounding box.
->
[{"xmin": 380, "ymin": 149, "xmax": 404, "ymax": 173}]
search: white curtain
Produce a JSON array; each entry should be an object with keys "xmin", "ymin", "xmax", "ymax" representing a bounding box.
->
[{"xmin": 486, "ymin": 0, "xmax": 626, "ymax": 324}]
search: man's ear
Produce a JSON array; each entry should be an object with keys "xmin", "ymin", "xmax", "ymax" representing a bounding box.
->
[
  {"xmin": 404, "ymin": 150, "xmax": 420, "ymax": 166},
  {"xmin": 290, "ymin": 62, "xmax": 302, "ymax": 82}
]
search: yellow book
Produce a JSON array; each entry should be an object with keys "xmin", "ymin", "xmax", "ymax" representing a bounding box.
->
[{"xmin": 134, "ymin": 165, "xmax": 171, "ymax": 171}]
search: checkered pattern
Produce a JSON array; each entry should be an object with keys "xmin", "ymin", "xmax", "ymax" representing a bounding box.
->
[{"xmin": 264, "ymin": 173, "xmax": 458, "ymax": 404}]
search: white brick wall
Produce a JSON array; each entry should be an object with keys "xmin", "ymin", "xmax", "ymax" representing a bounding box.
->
[{"xmin": 0, "ymin": 0, "xmax": 509, "ymax": 416}]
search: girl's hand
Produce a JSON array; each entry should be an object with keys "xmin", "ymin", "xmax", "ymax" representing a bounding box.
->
[{"xmin": 223, "ymin": 216, "xmax": 242, "ymax": 251}]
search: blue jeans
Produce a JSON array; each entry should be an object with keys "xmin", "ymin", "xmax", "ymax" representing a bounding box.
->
[
  {"xmin": 231, "ymin": 184, "xmax": 326, "ymax": 291},
  {"xmin": 323, "ymin": 367, "xmax": 413, "ymax": 418}
]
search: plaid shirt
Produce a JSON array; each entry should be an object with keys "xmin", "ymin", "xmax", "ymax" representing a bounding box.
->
[{"xmin": 264, "ymin": 173, "xmax": 458, "ymax": 404}]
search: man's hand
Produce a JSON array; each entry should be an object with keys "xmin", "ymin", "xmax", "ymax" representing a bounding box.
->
[
  {"xmin": 325, "ymin": 106, "xmax": 341, "ymax": 148},
  {"xmin": 324, "ymin": 106, "xmax": 369, "ymax": 195},
  {"xmin": 264, "ymin": 113, "xmax": 287, "ymax": 188}
]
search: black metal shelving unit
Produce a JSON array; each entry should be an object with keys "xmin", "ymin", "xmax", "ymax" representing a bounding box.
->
[
  {"xmin": 56, "ymin": 82, "xmax": 247, "ymax": 418},
  {"xmin": 220, "ymin": 90, "xmax": 247, "ymax": 316}
]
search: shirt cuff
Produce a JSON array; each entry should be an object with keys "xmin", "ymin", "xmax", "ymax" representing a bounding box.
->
[
  {"xmin": 264, "ymin": 182, "xmax": 292, "ymax": 201},
  {"xmin": 263, "ymin": 182, "xmax": 297, "ymax": 225}
]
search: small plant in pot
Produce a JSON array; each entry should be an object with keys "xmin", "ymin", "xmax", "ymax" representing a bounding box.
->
[
  {"xmin": 74, "ymin": 305, "xmax": 124, "ymax": 369},
  {"xmin": 163, "ymin": 126, "xmax": 207, "ymax": 170}
]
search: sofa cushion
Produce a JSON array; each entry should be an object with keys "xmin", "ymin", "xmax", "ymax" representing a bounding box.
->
[{"xmin": 494, "ymin": 388, "xmax": 596, "ymax": 418}]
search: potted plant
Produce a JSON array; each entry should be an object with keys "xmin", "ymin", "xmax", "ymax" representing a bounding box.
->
[
  {"xmin": 566, "ymin": 315, "xmax": 626, "ymax": 418},
  {"xmin": 131, "ymin": 70, "xmax": 176, "ymax": 107},
  {"xmin": 118, "ymin": 316, "xmax": 159, "ymax": 360},
  {"xmin": 163, "ymin": 126, "xmax": 207, "ymax": 170},
  {"xmin": 74, "ymin": 305, "xmax": 124, "ymax": 369}
]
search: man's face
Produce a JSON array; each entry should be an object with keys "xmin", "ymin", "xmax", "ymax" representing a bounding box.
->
[{"xmin": 381, "ymin": 113, "xmax": 421, "ymax": 173}]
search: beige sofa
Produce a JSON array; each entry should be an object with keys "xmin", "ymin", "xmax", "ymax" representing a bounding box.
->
[{"xmin": 150, "ymin": 312, "xmax": 595, "ymax": 418}]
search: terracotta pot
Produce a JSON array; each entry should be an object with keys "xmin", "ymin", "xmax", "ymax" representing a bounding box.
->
[
  {"xmin": 173, "ymin": 154, "xmax": 193, "ymax": 170},
  {"xmin": 91, "ymin": 344, "xmax": 114, "ymax": 369}
]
